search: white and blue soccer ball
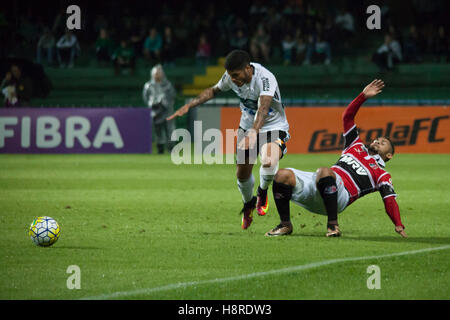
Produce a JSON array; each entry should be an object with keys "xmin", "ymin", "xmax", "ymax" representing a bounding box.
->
[{"xmin": 29, "ymin": 216, "xmax": 60, "ymax": 247}]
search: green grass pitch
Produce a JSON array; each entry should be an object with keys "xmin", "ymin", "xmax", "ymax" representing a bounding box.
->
[{"xmin": 0, "ymin": 153, "xmax": 449, "ymax": 300}]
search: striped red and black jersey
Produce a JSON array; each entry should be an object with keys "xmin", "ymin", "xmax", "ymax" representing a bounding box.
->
[
  {"xmin": 331, "ymin": 92, "xmax": 396, "ymax": 206},
  {"xmin": 331, "ymin": 126, "xmax": 396, "ymax": 205}
]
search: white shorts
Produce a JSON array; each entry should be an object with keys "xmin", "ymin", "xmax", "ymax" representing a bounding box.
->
[{"xmin": 288, "ymin": 168, "xmax": 350, "ymax": 216}]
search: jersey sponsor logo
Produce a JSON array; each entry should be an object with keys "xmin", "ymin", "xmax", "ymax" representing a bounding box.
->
[
  {"xmin": 240, "ymin": 98, "xmax": 258, "ymax": 110},
  {"xmin": 338, "ymin": 155, "xmax": 368, "ymax": 176},
  {"xmin": 369, "ymin": 162, "xmax": 378, "ymax": 169},
  {"xmin": 261, "ymin": 77, "xmax": 270, "ymax": 91},
  {"xmin": 324, "ymin": 185, "xmax": 337, "ymax": 194}
]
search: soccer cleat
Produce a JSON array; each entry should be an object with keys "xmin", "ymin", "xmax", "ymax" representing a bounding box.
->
[
  {"xmin": 256, "ymin": 186, "xmax": 269, "ymax": 216},
  {"xmin": 240, "ymin": 196, "xmax": 257, "ymax": 230},
  {"xmin": 326, "ymin": 225, "xmax": 342, "ymax": 237},
  {"xmin": 264, "ymin": 223, "xmax": 293, "ymax": 237}
]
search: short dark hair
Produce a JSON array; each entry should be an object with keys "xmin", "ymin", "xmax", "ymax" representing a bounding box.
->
[
  {"xmin": 224, "ymin": 50, "xmax": 250, "ymax": 71},
  {"xmin": 383, "ymin": 136, "xmax": 395, "ymax": 161}
]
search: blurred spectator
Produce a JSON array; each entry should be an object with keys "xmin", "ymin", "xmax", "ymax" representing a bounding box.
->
[
  {"xmin": 230, "ymin": 29, "xmax": 248, "ymax": 51},
  {"xmin": 281, "ymin": 34, "xmax": 296, "ymax": 65},
  {"xmin": 162, "ymin": 26, "xmax": 176, "ymax": 66},
  {"xmin": 36, "ymin": 27, "xmax": 55, "ymax": 66},
  {"xmin": 142, "ymin": 64, "xmax": 176, "ymax": 154},
  {"xmin": 388, "ymin": 25, "xmax": 403, "ymax": 48},
  {"xmin": 95, "ymin": 28, "xmax": 114, "ymax": 66},
  {"xmin": 143, "ymin": 28, "xmax": 163, "ymax": 63},
  {"xmin": 403, "ymin": 25, "xmax": 423, "ymax": 63},
  {"xmin": 56, "ymin": 30, "xmax": 80, "ymax": 68},
  {"xmin": 334, "ymin": 9, "xmax": 355, "ymax": 36},
  {"xmin": 294, "ymin": 29, "xmax": 307, "ymax": 64},
  {"xmin": 1, "ymin": 65, "xmax": 33, "ymax": 107},
  {"xmin": 303, "ymin": 33, "xmax": 332, "ymax": 65},
  {"xmin": 334, "ymin": 8, "xmax": 354, "ymax": 48},
  {"xmin": 129, "ymin": 17, "xmax": 148, "ymax": 58},
  {"xmin": 112, "ymin": 39, "xmax": 136, "ymax": 75},
  {"xmin": 372, "ymin": 34, "xmax": 402, "ymax": 71},
  {"xmin": 93, "ymin": 15, "xmax": 108, "ymax": 34},
  {"xmin": 196, "ymin": 34, "xmax": 211, "ymax": 66},
  {"xmin": 433, "ymin": 26, "xmax": 449, "ymax": 63},
  {"xmin": 250, "ymin": 25, "xmax": 270, "ymax": 63}
]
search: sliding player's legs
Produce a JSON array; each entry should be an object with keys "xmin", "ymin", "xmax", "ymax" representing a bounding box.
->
[
  {"xmin": 266, "ymin": 168, "xmax": 349, "ymax": 237},
  {"xmin": 315, "ymin": 167, "xmax": 341, "ymax": 237},
  {"xmin": 264, "ymin": 169, "xmax": 295, "ymax": 236}
]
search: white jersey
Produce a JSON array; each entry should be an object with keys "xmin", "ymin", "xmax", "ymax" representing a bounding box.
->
[{"xmin": 214, "ymin": 63, "xmax": 289, "ymax": 133}]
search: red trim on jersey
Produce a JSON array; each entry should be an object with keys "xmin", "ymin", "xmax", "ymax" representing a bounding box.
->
[
  {"xmin": 331, "ymin": 166, "xmax": 359, "ymax": 204},
  {"xmin": 383, "ymin": 196, "xmax": 404, "ymax": 228},
  {"xmin": 342, "ymin": 92, "xmax": 367, "ymax": 132}
]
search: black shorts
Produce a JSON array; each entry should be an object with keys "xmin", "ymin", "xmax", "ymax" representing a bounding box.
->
[{"xmin": 236, "ymin": 128, "xmax": 289, "ymax": 165}]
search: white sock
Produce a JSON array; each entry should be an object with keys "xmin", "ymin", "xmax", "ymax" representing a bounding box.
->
[
  {"xmin": 259, "ymin": 162, "xmax": 279, "ymax": 190},
  {"xmin": 237, "ymin": 174, "xmax": 255, "ymax": 203}
]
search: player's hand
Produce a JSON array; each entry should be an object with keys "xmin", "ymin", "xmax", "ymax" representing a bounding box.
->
[
  {"xmin": 395, "ymin": 225, "xmax": 407, "ymax": 238},
  {"xmin": 166, "ymin": 104, "xmax": 190, "ymax": 121},
  {"xmin": 238, "ymin": 129, "xmax": 257, "ymax": 150},
  {"xmin": 362, "ymin": 79, "xmax": 385, "ymax": 98}
]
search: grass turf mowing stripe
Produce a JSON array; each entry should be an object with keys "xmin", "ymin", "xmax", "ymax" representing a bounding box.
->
[{"xmin": 81, "ymin": 245, "xmax": 450, "ymax": 300}]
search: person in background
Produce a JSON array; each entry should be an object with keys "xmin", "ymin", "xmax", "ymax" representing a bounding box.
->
[
  {"xmin": 95, "ymin": 28, "xmax": 114, "ymax": 66},
  {"xmin": 281, "ymin": 33, "xmax": 296, "ymax": 65},
  {"xmin": 230, "ymin": 29, "xmax": 248, "ymax": 52},
  {"xmin": 162, "ymin": 26, "xmax": 176, "ymax": 66},
  {"xmin": 143, "ymin": 64, "xmax": 176, "ymax": 154},
  {"xmin": 196, "ymin": 34, "xmax": 211, "ymax": 67},
  {"xmin": 250, "ymin": 25, "xmax": 270, "ymax": 63},
  {"xmin": 56, "ymin": 30, "xmax": 80, "ymax": 68},
  {"xmin": 1, "ymin": 65, "xmax": 33, "ymax": 107},
  {"xmin": 143, "ymin": 27, "xmax": 163, "ymax": 63},
  {"xmin": 433, "ymin": 26, "xmax": 449, "ymax": 63},
  {"xmin": 372, "ymin": 33, "xmax": 402, "ymax": 71},
  {"xmin": 112, "ymin": 39, "xmax": 136, "ymax": 75},
  {"xmin": 36, "ymin": 27, "xmax": 55, "ymax": 66}
]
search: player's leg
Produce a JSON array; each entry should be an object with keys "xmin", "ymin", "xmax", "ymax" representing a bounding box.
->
[
  {"xmin": 256, "ymin": 141, "xmax": 281, "ymax": 216},
  {"xmin": 236, "ymin": 128, "xmax": 258, "ymax": 229},
  {"xmin": 264, "ymin": 168, "xmax": 295, "ymax": 236},
  {"xmin": 236, "ymin": 163, "xmax": 256, "ymax": 229},
  {"xmin": 256, "ymin": 131, "xmax": 288, "ymax": 216},
  {"xmin": 315, "ymin": 167, "xmax": 341, "ymax": 237}
]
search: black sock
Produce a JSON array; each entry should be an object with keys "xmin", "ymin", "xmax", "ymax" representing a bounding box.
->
[
  {"xmin": 316, "ymin": 176, "xmax": 338, "ymax": 227},
  {"xmin": 272, "ymin": 181, "xmax": 292, "ymax": 223}
]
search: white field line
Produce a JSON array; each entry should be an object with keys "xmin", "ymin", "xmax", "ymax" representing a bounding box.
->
[{"xmin": 81, "ymin": 245, "xmax": 450, "ymax": 300}]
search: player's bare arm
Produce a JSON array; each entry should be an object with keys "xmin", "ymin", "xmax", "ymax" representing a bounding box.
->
[
  {"xmin": 237, "ymin": 95, "xmax": 272, "ymax": 150},
  {"xmin": 362, "ymin": 79, "xmax": 385, "ymax": 99},
  {"xmin": 166, "ymin": 86, "xmax": 220, "ymax": 120}
]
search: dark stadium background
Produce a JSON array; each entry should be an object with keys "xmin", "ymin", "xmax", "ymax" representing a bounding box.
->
[{"xmin": 1, "ymin": 0, "xmax": 449, "ymax": 131}]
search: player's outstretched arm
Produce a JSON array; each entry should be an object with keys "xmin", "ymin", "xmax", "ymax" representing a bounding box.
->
[
  {"xmin": 342, "ymin": 79, "xmax": 385, "ymax": 133},
  {"xmin": 362, "ymin": 79, "xmax": 385, "ymax": 99},
  {"xmin": 166, "ymin": 86, "xmax": 220, "ymax": 120},
  {"xmin": 383, "ymin": 196, "xmax": 407, "ymax": 238}
]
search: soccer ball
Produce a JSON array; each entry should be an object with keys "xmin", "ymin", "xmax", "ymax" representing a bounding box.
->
[{"xmin": 29, "ymin": 216, "xmax": 60, "ymax": 247}]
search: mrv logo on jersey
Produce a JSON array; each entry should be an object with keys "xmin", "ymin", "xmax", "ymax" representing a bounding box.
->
[{"xmin": 308, "ymin": 116, "xmax": 449, "ymax": 152}]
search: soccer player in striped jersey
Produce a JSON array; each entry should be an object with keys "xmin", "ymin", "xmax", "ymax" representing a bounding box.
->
[{"xmin": 266, "ymin": 79, "xmax": 407, "ymax": 238}]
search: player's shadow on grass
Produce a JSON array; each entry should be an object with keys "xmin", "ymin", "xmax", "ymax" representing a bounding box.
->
[{"xmin": 297, "ymin": 233, "xmax": 450, "ymax": 245}]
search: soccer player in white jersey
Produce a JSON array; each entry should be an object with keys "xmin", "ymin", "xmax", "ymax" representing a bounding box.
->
[{"xmin": 167, "ymin": 50, "xmax": 290, "ymax": 229}]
